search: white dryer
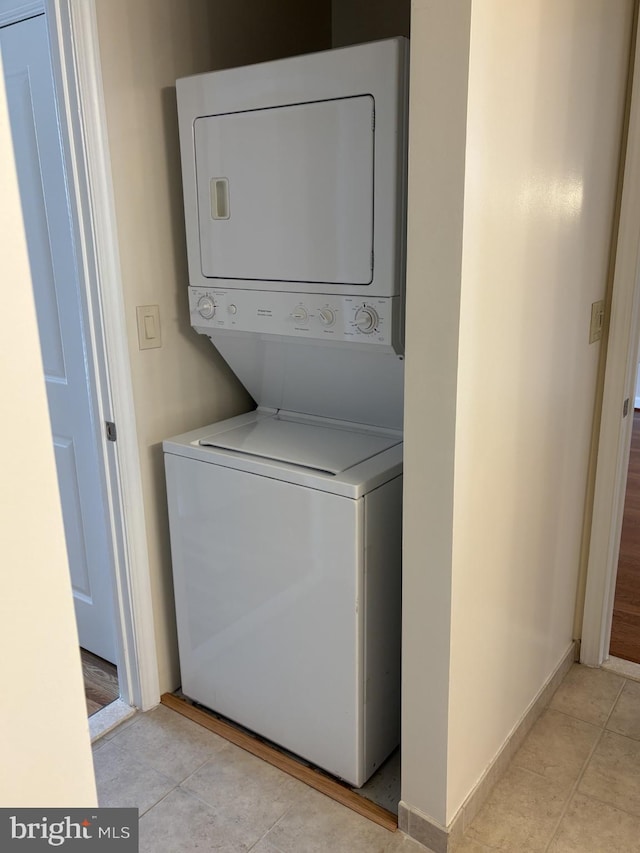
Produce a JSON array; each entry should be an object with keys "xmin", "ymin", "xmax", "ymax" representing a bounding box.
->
[{"xmin": 165, "ymin": 38, "xmax": 408, "ymax": 787}]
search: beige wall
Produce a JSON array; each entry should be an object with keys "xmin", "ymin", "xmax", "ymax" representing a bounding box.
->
[
  {"xmin": 332, "ymin": 0, "xmax": 410, "ymax": 47},
  {"xmin": 448, "ymin": 0, "xmax": 633, "ymax": 818},
  {"xmin": 0, "ymin": 69, "xmax": 97, "ymax": 806},
  {"xmin": 402, "ymin": 0, "xmax": 472, "ymax": 825},
  {"xmin": 94, "ymin": 0, "xmax": 331, "ymax": 693},
  {"xmin": 402, "ymin": 0, "xmax": 633, "ymax": 827},
  {"xmin": 209, "ymin": 0, "xmax": 330, "ymax": 69}
]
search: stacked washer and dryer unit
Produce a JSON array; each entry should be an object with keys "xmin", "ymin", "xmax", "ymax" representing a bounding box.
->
[{"xmin": 164, "ymin": 38, "xmax": 408, "ymax": 788}]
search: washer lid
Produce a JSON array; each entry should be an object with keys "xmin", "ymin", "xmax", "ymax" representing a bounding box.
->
[{"xmin": 198, "ymin": 415, "xmax": 400, "ymax": 475}]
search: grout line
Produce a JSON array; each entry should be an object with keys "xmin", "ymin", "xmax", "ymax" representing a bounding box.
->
[
  {"xmin": 542, "ymin": 727, "xmax": 606, "ymax": 852},
  {"xmin": 95, "ymin": 738, "xmax": 187, "ymax": 820},
  {"xmin": 544, "ymin": 706, "xmax": 606, "ymax": 729},
  {"xmin": 245, "ymin": 800, "xmax": 299, "ymax": 852},
  {"xmin": 573, "ymin": 787, "xmax": 640, "ymax": 821},
  {"xmin": 603, "ymin": 677, "xmax": 628, "ymax": 728},
  {"xmin": 542, "ymin": 677, "xmax": 628, "ymax": 852},
  {"xmin": 246, "ymin": 831, "xmax": 272, "ymax": 852},
  {"xmin": 106, "ymin": 718, "xmax": 228, "ymax": 796},
  {"xmin": 137, "ymin": 785, "xmax": 180, "ymax": 820},
  {"xmin": 177, "ymin": 776, "xmax": 300, "ymax": 849},
  {"xmin": 177, "ymin": 740, "xmax": 233, "ymax": 790}
]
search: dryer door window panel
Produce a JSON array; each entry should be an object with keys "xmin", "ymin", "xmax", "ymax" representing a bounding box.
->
[{"xmin": 194, "ymin": 96, "xmax": 374, "ymax": 285}]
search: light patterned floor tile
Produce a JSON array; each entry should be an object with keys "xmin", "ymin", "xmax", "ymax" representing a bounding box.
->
[
  {"xmin": 607, "ymin": 679, "xmax": 640, "ymax": 741},
  {"xmin": 246, "ymin": 840, "xmax": 285, "ymax": 853},
  {"xmin": 264, "ymin": 786, "xmax": 396, "ymax": 853},
  {"xmin": 93, "ymin": 738, "xmax": 175, "ymax": 815},
  {"xmin": 139, "ymin": 787, "xmax": 258, "ymax": 853},
  {"xmin": 548, "ymin": 792, "xmax": 640, "ymax": 852},
  {"xmin": 107, "ymin": 704, "xmax": 228, "ymax": 783},
  {"xmin": 386, "ymin": 832, "xmax": 439, "ymax": 852},
  {"xmin": 466, "ymin": 765, "xmax": 568, "ymax": 853},
  {"xmin": 548, "ymin": 665, "xmax": 624, "ymax": 727},
  {"xmin": 181, "ymin": 743, "xmax": 308, "ymax": 838},
  {"xmin": 512, "ymin": 709, "xmax": 599, "ymax": 792},
  {"xmin": 579, "ymin": 730, "xmax": 640, "ymax": 817},
  {"xmin": 98, "ymin": 672, "xmax": 640, "ymax": 853},
  {"xmin": 451, "ymin": 836, "xmax": 499, "ymax": 852}
]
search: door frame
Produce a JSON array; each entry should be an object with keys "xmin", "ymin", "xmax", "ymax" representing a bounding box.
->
[
  {"xmin": 581, "ymin": 15, "xmax": 640, "ymax": 667},
  {"xmin": 0, "ymin": 0, "xmax": 159, "ymax": 710}
]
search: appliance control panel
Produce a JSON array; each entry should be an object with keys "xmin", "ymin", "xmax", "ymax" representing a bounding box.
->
[{"xmin": 189, "ymin": 287, "xmax": 398, "ymax": 347}]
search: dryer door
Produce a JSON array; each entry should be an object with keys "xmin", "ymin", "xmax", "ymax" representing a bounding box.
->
[{"xmin": 194, "ymin": 95, "xmax": 374, "ymax": 285}]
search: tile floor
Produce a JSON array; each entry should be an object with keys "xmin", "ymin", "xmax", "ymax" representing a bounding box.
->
[
  {"xmin": 456, "ymin": 664, "xmax": 640, "ymax": 853},
  {"xmin": 92, "ymin": 705, "xmax": 421, "ymax": 853},
  {"xmin": 92, "ymin": 664, "xmax": 640, "ymax": 853}
]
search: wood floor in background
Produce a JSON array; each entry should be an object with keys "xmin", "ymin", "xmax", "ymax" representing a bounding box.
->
[
  {"xmin": 610, "ymin": 410, "xmax": 640, "ymax": 664},
  {"xmin": 81, "ymin": 649, "xmax": 119, "ymax": 716}
]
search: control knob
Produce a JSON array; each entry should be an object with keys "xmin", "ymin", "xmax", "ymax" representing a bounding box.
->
[
  {"xmin": 319, "ymin": 308, "xmax": 336, "ymax": 327},
  {"xmin": 354, "ymin": 306, "xmax": 379, "ymax": 334},
  {"xmin": 197, "ymin": 296, "xmax": 216, "ymax": 319},
  {"xmin": 291, "ymin": 306, "xmax": 308, "ymax": 323}
]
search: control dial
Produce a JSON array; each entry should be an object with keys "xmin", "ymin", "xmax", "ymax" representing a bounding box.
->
[
  {"xmin": 197, "ymin": 296, "xmax": 216, "ymax": 319},
  {"xmin": 319, "ymin": 308, "xmax": 336, "ymax": 327},
  {"xmin": 290, "ymin": 305, "xmax": 308, "ymax": 323},
  {"xmin": 354, "ymin": 306, "xmax": 379, "ymax": 334}
]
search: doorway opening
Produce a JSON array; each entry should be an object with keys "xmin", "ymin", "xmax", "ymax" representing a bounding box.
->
[
  {"xmin": 581, "ymin": 8, "xmax": 640, "ymax": 674},
  {"xmin": 609, "ymin": 404, "xmax": 640, "ymax": 664},
  {"xmin": 82, "ymin": 650, "xmax": 119, "ymax": 716}
]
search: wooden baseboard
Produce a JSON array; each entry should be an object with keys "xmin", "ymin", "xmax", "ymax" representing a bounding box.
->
[{"xmin": 160, "ymin": 693, "xmax": 398, "ymax": 833}]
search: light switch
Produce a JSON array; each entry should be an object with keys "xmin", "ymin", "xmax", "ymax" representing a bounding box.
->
[
  {"xmin": 589, "ymin": 300, "xmax": 605, "ymax": 344},
  {"xmin": 136, "ymin": 305, "xmax": 161, "ymax": 350}
]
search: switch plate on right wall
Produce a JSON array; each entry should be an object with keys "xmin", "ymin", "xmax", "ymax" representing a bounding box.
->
[{"xmin": 590, "ymin": 300, "xmax": 604, "ymax": 344}]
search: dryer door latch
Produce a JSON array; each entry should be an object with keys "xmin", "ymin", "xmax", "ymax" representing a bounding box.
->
[{"xmin": 106, "ymin": 421, "xmax": 117, "ymax": 442}]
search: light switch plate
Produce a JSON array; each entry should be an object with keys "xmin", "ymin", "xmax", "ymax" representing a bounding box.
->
[
  {"xmin": 589, "ymin": 300, "xmax": 604, "ymax": 344},
  {"xmin": 136, "ymin": 305, "xmax": 161, "ymax": 350}
]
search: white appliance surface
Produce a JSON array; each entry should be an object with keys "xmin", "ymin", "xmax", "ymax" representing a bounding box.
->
[
  {"xmin": 195, "ymin": 96, "xmax": 374, "ymax": 284},
  {"xmin": 177, "ymin": 38, "xmax": 409, "ymax": 426},
  {"xmin": 167, "ymin": 38, "xmax": 407, "ymax": 789},
  {"xmin": 199, "ymin": 412, "xmax": 400, "ymax": 474},
  {"xmin": 164, "ymin": 410, "xmax": 402, "ymax": 499},
  {"xmin": 177, "ymin": 37, "xmax": 408, "ymax": 299},
  {"xmin": 164, "ymin": 421, "xmax": 402, "ymax": 787},
  {"xmin": 189, "ymin": 288, "xmax": 399, "ymax": 348},
  {"xmin": 202, "ymin": 333, "xmax": 405, "ymax": 430}
]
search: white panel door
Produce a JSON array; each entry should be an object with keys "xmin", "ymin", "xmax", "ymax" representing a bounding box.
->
[
  {"xmin": 195, "ymin": 96, "xmax": 375, "ymax": 284},
  {"xmin": 0, "ymin": 14, "xmax": 117, "ymax": 663}
]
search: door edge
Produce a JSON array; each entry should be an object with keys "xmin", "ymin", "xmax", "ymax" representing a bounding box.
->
[
  {"xmin": 582, "ymin": 6, "xmax": 640, "ymax": 667},
  {"xmin": 46, "ymin": 0, "xmax": 160, "ymax": 710}
]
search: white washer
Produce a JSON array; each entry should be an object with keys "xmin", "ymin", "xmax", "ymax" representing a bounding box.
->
[{"xmin": 164, "ymin": 410, "xmax": 402, "ymax": 787}]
